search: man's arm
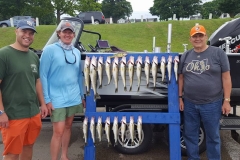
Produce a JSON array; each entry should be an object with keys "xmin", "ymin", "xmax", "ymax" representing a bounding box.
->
[
  {"xmin": 222, "ymin": 71, "xmax": 232, "ymax": 115},
  {"xmin": 178, "ymin": 74, "xmax": 184, "ymax": 111},
  {"xmin": 36, "ymin": 79, "xmax": 48, "ymax": 118},
  {"xmin": 0, "ymin": 80, "xmax": 9, "ymax": 128}
]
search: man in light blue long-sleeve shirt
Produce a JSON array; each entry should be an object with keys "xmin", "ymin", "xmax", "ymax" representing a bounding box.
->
[{"xmin": 40, "ymin": 21, "xmax": 86, "ymax": 160}]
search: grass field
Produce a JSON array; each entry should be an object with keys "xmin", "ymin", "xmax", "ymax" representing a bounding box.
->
[{"xmin": 0, "ymin": 18, "xmax": 232, "ymax": 52}]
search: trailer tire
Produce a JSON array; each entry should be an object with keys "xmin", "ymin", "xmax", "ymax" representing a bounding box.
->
[
  {"xmin": 110, "ymin": 123, "xmax": 152, "ymax": 154},
  {"xmin": 164, "ymin": 122, "xmax": 206, "ymax": 156}
]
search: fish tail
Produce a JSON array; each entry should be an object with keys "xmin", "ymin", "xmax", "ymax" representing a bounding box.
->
[
  {"xmin": 95, "ymin": 93, "xmax": 101, "ymax": 99},
  {"xmin": 129, "ymin": 86, "xmax": 132, "ymax": 92},
  {"xmin": 124, "ymin": 86, "xmax": 127, "ymax": 91},
  {"xmin": 137, "ymin": 86, "xmax": 140, "ymax": 92}
]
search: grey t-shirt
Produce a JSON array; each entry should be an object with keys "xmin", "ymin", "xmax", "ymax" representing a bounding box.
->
[{"xmin": 178, "ymin": 46, "xmax": 230, "ymax": 104}]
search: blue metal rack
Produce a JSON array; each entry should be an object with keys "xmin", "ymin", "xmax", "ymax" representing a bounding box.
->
[{"xmin": 84, "ymin": 53, "xmax": 181, "ymax": 160}]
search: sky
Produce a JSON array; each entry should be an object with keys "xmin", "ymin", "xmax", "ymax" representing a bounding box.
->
[
  {"xmin": 126, "ymin": 0, "xmax": 213, "ymax": 19},
  {"xmin": 127, "ymin": 0, "xmax": 157, "ymax": 19}
]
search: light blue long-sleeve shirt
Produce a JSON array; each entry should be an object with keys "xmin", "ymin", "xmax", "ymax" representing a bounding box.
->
[{"xmin": 40, "ymin": 42, "xmax": 84, "ymax": 109}]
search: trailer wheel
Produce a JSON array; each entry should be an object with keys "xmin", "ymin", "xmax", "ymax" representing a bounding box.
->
[
  {"xmin": 164, "ymin": 122, "xmax": 206, "ymax": 156},
  {"xmin": 110, "ymin": 123, "xmax": 152, "ymax": 154}
]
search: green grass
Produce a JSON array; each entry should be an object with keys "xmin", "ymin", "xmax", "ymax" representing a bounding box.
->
[{"xmin": 0, "ymin": 18, "xmax": 232, "ymax": 52}]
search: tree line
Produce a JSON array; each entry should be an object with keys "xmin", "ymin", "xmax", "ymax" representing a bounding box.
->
[
  {"xmin": 150, "ymin": 0, "xmax": 240, "ymax": 20},
  {"xmin": 0, "ymin": 0, "xmax": 239, "ymax": 25}
]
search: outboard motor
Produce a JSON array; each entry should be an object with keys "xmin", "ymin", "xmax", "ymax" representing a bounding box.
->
[{"xmin": 208, "ymin": 18, "xmax": 240, "ymax": 53}]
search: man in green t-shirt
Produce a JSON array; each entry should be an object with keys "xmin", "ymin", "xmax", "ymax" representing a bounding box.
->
[{"xmin": 0, "ymin": 20, "xmax": 48, "ymax": 160}]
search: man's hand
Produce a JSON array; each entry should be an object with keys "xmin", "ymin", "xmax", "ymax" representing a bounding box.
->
[
  {"xmin": 47, "ymin": 102, "xmax": 54, "ymax": 116},
  {"xmin": 179, "ymin": 98, "xmax": 184, "ymax": 111},
  {"xmin": 82, "ymin": 99, "xmax": 86, "ymax": 108},
  {"xmin": 40, "ymin": 104, "xmax": 48, "ymax": 118},
  {"xmin": 222, "ymin": 101, "xmax": 231, "ymax": 116},
  {"xmin": 0, "ymin": 113, "xmax": 9, "ymax": 128}
]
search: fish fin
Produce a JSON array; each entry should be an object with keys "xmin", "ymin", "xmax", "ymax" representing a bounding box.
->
[
  {"xmin": 124, "ymin": 86, "xmax": 127, "ymax": 91},
  {"xmin": 98, "ymin": 84, "xmax": 102, "ymax": 89},
  {"xmin": 115, "ymin": 88, "xmax": 118, "ymax": 93}
]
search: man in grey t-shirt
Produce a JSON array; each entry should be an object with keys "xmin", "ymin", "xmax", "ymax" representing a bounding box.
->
[{"xmin": 178, "ymin": 24, "xmax": 232, "ymax": 160}]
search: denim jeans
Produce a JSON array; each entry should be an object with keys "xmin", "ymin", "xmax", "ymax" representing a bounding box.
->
[{"xmin": 183, "ymin": 98, "xmax": 222, "ymax": 160}]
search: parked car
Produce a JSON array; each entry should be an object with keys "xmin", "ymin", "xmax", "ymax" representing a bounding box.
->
[
  {"xmin": 0, "ymin": 16, "xmax": 36, "ymax": 27},
  {"xmin": 76, "ymin": 11, "xmax": 105, "ymax": 24}
]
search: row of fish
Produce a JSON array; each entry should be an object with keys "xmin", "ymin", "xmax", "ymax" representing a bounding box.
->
[
  {"xmin": 83, "ymin": 116, "xmax": 142, "ymax": 146},
  {"xmin": 84, "ymin": 55, "xmax": 179, "ymax": 101}
]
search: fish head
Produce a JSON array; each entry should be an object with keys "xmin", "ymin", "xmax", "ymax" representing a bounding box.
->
[
  {"xmin": 168, "ymin": 56, "xmax": 173, "ymax": 62},
  {"xmin": 152, "ymin": 56, "xmax": 158, "ymax": 65},
  {"xmin": 161, "ymin": 56, "xmax": 166, "ymax": 63},
  {"xmin": 136, "ymin": 56, "xmax": 142, "ymax": 65},
  {"xmin": 174, "ymin": 56, "xmax": 179, "ymax": 62},
  {"xmin": 130, "ymin": 116, "xmax": 134, "ymax": 122},
  {"xmin": 105, "ymin": 116, "xmax": 110, "ymax": 123},
  {"xmin": 145, "ymin": 56, "xmax": 150, "ymax": 64},
  {"xmin": 105, "ymin": 56, "xmax": 111, "ymax": 66},
  {"xmin": 98, "ymin": 56, "xmax": 103, "ymax": 65},
  {"xmin": 97, "ymin": 116, "xmax": 102, "ymax": 123},
  {"xmin": 90, "ymin": 56, "xmax": 97, "ymax": 70},
  {"xmin": 83, "ymin": 117, "xmax": 88, "ymax": 124},
  {"xmin": 138, "ymin": 116, "xmax": 142, "ymax": 123},
  {"xmin": 91, "ymin": 117, "xmax": 95, "ymax": 124},
  {"xmin": 114, "ymin": 116, "xmax": 118, "ymax": 122},
  {"xmin": 113, "ymin": 57, "xmax": 119, "ymax": 66},
  {"xmin": 85, "ymin": 56, "xmax": 90, "ymax": 67},
  {"xmin": 121, "ymin": 116, "xmax": 126, "ymax": 124},
  {"xmin": 120, "ymin": 56, "xmax": 127, "ymax": 64},
  {"xmin": 127, "ymin": 56, "xmax": 134, "ymax": 66}
]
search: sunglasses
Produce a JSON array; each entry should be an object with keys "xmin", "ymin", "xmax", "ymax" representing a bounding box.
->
[{"xmin": 61, "ymin": 47, "xmax": 76, "ymax": 64}]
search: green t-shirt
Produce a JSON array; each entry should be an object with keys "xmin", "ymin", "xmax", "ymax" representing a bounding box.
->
[{"xmin": 0, "ymin": 46, "xmax": 40, "ymax": 120}]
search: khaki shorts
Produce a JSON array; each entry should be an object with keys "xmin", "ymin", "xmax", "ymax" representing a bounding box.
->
[
  {"xmin": 1, "ymin": 113, "xmax": 42, "ymax": 155},
  {"xmin": 50, "ymin": 104, "xmax": 83, "ymax": 122}
]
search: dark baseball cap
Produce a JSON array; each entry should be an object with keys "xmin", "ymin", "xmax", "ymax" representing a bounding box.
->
[
  {"xmin": 59, "ymin": 22, "xmax": 75, "ymax": 32},
  {"xmin": 16, "ymin": 20, "xmax": 37, "ymax": 33}
]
